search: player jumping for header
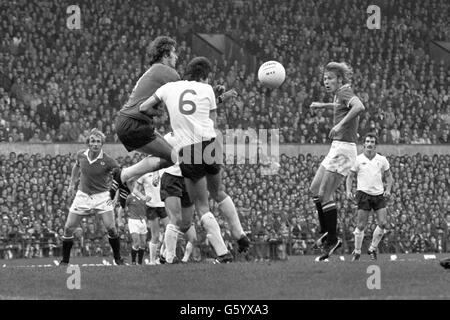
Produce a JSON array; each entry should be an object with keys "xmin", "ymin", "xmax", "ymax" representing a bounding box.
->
[
  {"xmin": 138, "ymin": 57, "xmax": 250, "ymax": 262},
  {"xmin": 309, "ymin": 62, "xmax": 365, "ymax": 261}
]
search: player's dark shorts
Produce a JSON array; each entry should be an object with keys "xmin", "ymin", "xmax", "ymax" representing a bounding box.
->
[
  {"xmin": 115, "ymin": 113, "xmax": 156, "ymax": 152},
  {"xmin": 146, "ymin": 207, "xmax": 167, "ymax": 221},
  {"xmin": 160, "ymin": 172, "xmax": 193, "ymax": 208},
  {"xmin": 355, "ymin": 191, "xmax": 386, "ymax": 211},
  {"xmin": 178, "ymin": 139, "xmax": 222, "ymax": 183}
]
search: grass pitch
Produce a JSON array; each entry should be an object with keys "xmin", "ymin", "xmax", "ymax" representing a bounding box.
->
[{"xmin": 1, "ymin": 254, "xmax": 449, "ymax": 300}]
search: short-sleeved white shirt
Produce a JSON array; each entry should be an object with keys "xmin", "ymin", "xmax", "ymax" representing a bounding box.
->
[
  {"xmin": 351, "ymin": 153, "xmax": 390, "ymax": 196},
  {"xmin": 154, "ymin": 80, "xmax": 217, "ymax": 149},
  {"xmin": 137, "ymin": 171, "xmax": 165, "ymax": 208}
]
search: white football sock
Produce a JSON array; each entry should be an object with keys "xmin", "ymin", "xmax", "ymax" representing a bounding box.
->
[
  {"xmin": 201, "ymin": 212, "xmax": 228, "ymax": 256},
  {"xmin": 370, "ymin": 226, "xmax": 384, "ymax": 251},
  {"xmin": 353, "ymin": 228, "xmax": 364, "ymax": 254},
  {"xmin": 218, "ymin": 196, "xmax": 245, "ymax": 240},
  {"xmin": 149, "ymin": 242, "xmax": 158, "ymax": 264},
  {"xmin": 164, "ymin": 224, "xmax": 179, "ymax": 263},
  {"xmin": 182, "ymin": 242, "xmax": 193, "ymax": 262},
  {"xmin": 185, "ymin": 224, "xmax": 196, "ymax": 243}
]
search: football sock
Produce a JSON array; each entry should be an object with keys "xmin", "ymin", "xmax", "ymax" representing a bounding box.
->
[
  {"xmin": 131, "ymin": 247, "xmax": 138, "ymax": 263},
  {"xmin": 182, "ymin": 241, "xmax": 193, "ymax": 263},
  {"xmin": 323, "ymin": 202, "xmax": 338, "ymax": 244},
  {"xmin": 138, "ymin": 248, "xmax": 145, "ymax": 265},
  {"xmin": 201, "ymin": 212, "xmax": 228, "ymax": 256},
  {"xmin": 354, "ymin": 228, "xmax": 364, "ymax": 254},
  {"xmin": 164, "ymin": 224, "xmax": 179, "ymax": 263},
  {"xmin": 108, "ymin": 235, "xmax": 121, "ymax": 260},
  {"xmin": 149, "ymin": 242, "xmax": 158, "ymax": 264},
  {"xmin": 185, "ymin": 224, "xmax": 196, "ymax": 243},
  {"xmin": 61, "ymin": 236, "xmax": 74, "ymax": 263},
  {"xmin": 313, "ymin": 196, "xmax": 327, "ymax": 235},
  {"xmin": 218, "ymin": 196, "xmax": 245, "ymax": 240},
  {"xmin": 370, "ymin": 226, "xmax": 384, "ymax": 251}
]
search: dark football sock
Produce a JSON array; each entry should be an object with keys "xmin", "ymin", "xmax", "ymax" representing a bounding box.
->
[
  {"xmin": 62, "ymin": 237, "xmax": 74, "ymax": 263},
  {"xmin": 131, "ymin": 248, "xmax": 138, "ymax": 263},
  {"xmin": 108, "ymin": 236, "xmax": 121, "ymax": 260},
  {"xmin": 323, "ymin": 202, "xmax": 338, "ymax": 244},
  {"xmin": 138, "ymin": 249, "xmax": 145, "ymax": 265},
  {"xmin": 313, "ymin": 197, "xmax": 327, "ymax": 235}
]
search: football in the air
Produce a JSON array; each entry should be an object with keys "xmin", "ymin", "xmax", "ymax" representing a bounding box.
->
[{"xmin": 258, "ymin": 61, "xmax": 286, "ymax": 89}]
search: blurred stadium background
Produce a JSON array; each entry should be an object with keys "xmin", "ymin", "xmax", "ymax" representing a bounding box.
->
[{"xmin": 0, "ymin": 0, "xmax": 449, "ymax": 265}]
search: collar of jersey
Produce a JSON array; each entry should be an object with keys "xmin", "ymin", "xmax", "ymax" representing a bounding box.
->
[
  {"xmin": 337, "ymin": 84, "xmax": 351, "ymax": 91},
  {"xmin": 84, "ymin": 149, "xmax": 104, "ymax": 164}
]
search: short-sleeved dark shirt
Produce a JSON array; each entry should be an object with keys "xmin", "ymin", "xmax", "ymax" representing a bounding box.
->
[
  {"xmin": 119, "ymin": 63, "xmax": 180, "ymax": 123},
  {"xmin": 75, "ymin": 149, "xmax": 119, "ymax": 195}
]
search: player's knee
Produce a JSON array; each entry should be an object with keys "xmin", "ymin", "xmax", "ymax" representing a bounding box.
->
[
  {"xmin": 356, "ymin": 224, "xmax": 366, "ymax": 232},
  {"xmin": 211, "ymin": 190, "xmax": 226, "ymax": 203},
  {"xmin": 107, "ymin": 228, "xmax": 118, "ymax": 238},
  {"xmin": 377, "ymin": 222, "xmax": 386, "ymax": 230}
]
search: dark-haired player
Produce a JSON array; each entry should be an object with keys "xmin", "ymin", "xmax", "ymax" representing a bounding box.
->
[
  {"xmin": 346, "ymin": 133, "xmax": 393, "ymax": 261},
  {"xmin": 139, "ymin": 57, "xmax": 250, "ymax": 263},
  {"xmin": 111, "ymin": 36, "xmax": 179, "ymax": 200},
  {"xmin": 309, "ymin": 62, "xmax": 365, "ymax": 261},
  {"xmin": 112, "ymin": 37, "xmax": 237, "ymax": 203},
  {"xmin": 59, "ymin": 129, "xmax": 124, "ymax": 265}
]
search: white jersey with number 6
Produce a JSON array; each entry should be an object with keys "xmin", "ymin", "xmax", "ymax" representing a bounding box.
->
[{"xmin": 154, "ymin": 80, "xmax": 217, "ymax": 149}]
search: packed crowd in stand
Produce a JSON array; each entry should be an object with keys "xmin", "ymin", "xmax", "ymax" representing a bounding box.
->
[
  {"xmin": 0, "ymin": 0, "xmax": 449, "ymax": 259},
  {"xmin": 0, "ymin": 0, "xmax": 449, "ymax": 145},
  {"xmin": 0, "ymin": 151, "xmax": 449, "ymax": 259}
]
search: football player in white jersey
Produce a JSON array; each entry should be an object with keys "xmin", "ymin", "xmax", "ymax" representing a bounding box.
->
[
  {"xmin": 159, "ymin": 132, "xmax": 198, "ymax": 264},
  {"xmin": 346, "ymin": 133, "xmax": 393, "ymax": 261},
  {"xmin": 139, "ymin": 57, "xmax": 250, "ymax": 263},
  {"xmin": 135, "ymin": 170, "xmax": 169, "ymax": 265}
]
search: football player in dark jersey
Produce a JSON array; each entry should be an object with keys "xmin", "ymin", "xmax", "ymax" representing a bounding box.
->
[{"xmin": 309, "ymin": 62, "xmax": 365, "ymax": 261}]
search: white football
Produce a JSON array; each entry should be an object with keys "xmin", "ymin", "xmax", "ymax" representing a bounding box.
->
[{"xmin": 258, "ymin": 61, "xmax": 286, "ymax": 89}]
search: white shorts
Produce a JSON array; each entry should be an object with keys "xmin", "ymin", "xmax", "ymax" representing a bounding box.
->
[
  {"xmin": 69, "ymin": 191, "xmax": 113, "ymax": 216},
  {"xmin": 128, "ymin": 218, "xmax": 148, "ymax": 235},
  {"xmin": 321, "ymin": 140, "xmax": 357, "ymax": 177}
]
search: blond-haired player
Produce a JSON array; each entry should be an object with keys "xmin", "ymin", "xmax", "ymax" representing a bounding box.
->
[{"xmin": 309, "ymin": 62, "xmax": 365, "ymax": 261}]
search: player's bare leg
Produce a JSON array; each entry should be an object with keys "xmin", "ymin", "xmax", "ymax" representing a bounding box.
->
[
  {"xmin": 111, "ymin": 135, "xmax": 176, "ymax": 198},
  {"xmin": 352, "ymin": 209, "xmax": 369, "ymax": 261},
  {"xmin": 182, "ymin": 224, "xmax": 197, "ymax": 263},
  {"xmin": 163, "ymin": 196, "xmax": 183, "ymax": 264},
  {"xmin": 310, "ymin": 165, "xmax": 328, "ymax": 246},
  {"xmin": 102, "ymin": 210, "xmax": 124, "ymax": 265},
  {"xmin": 123, "ymin": 136, "xmax": 175, "ymax": 181},
  {"xmin": 60, "ymin": 212, "xmax": 83, "ymax": 265},
  {"xmin": 317, "ymin": 170, "xmax": 345, "ymax": 261},
  {"xmin": 206, "ymin": 169, "xmax": 250, "ymax": 253},
  {"xmin": 130, "ymin": 233, "xmax": 140, "ymax": 265},
  {"xmin": 368, "ymin": 208, "xmax": 387, "ymax": 260},
  {"xmin": 148, "ymin": 218, "xmax": 161, "ymax": 265},
  {"xmin": 185, "ymin": 177, "xmax": 231, "ymax": 262}
]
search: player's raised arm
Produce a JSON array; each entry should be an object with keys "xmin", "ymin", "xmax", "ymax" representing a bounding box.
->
[
  {"xmin": 310, "ymin": 102, "xmax": 339, "ymax": 108},
  {"xmin": 139, "ymin": 94, "xmax": 163, "ymax": 117},
  {"xmin": 329, "ymin": 98, "xmax": 365, "ymax": 139}
]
